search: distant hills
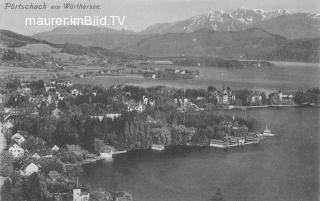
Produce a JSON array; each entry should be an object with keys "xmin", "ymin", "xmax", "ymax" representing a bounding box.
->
[
  {"xmin": 249, "ymin": 13, "xmax": 320, "ymax": 39},
  {"xmin": 2, "ymin": 27, "xmax": 319, "ymax": 63},
  {"xmin": 34, "ymin": 26, "xmax": 134, "ymax": 35},
  {"xmin": 0, "ymin": 29, "xmax": 41, "ymax": 47},
  {"xmin": 32, "ymin": 26, "xmax": 145, "ymax": 51},
  {"xmin": 0, "ymin": 29, "xmax": 145, "ymax": 62},
  {"xmin": 124, "ymin": 28, "xmax": 320, "ymax": 62},
  {"xmin": 34, "ymin": 27, "xmax": 147, "ymax": 51}
]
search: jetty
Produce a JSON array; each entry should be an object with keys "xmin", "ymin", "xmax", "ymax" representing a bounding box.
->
[
  {"xmin": 151, "ymin": 144, "xmax": 165, "ymax": 151},
  {"xmin": 210, "ymin": 135, "xmax": 260, "ymax": 149}
]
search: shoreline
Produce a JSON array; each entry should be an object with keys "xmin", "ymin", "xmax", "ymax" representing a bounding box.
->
[{"xmin": 227, "ymin": 104, "xmax": 303, "ymax": 110}]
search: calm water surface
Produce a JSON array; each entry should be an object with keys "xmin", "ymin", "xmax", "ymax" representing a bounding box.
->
[
  {"xmin": 91, "ymin": 62, "xmax": 320, "ymax": 91},
  {"xmin": 81, "ymin": 107, "xmax": 319, "ymax": 201}
]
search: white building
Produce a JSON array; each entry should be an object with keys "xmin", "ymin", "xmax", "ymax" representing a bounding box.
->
[
  {"xmin": 251, "ymin": 95, "xmax": 262, "ymax": 103},
  {"xmin": 52, "ymin": 145, "xmax": 59, "ymax": 152},
  {"xmin": 3, "ymin": 121, "xmax": 14, "ymax": 129},
  {"xmin": 73, "ymin": 188, "xmax": 90, "ymax": 201},
  {"xmin": 11, "ymin": 133, "xmax": 26, "ymax": 145},
  {"xmin": 282, "ymin": 94, "xmax": 294, "ymax": 101},
  {"xmin": 3, "ymin": 107, "xmax": 13, "ymax": 114},
  {"xmin": 105, "ymin": 113, "xmax": 121, "ymax": 120},
  {"xmin": 135, "ymin": 103, "xmax": 145, "ymax": 113},
  {"xmin": 21, "ymin": 87, "xmax": 31, "ymax": 95},
  {"xmin": 72, "ymin": 89, "xmax": 80, "ymax": 96},
  {"xmin": 0, "ymin": 93, "xmax": 5, "ymax": 104},
  {"xmin": 45, "ymin": 86, "xmax": 56, "ymax": 92},
  {"xmin": 32, "ymin": 153, "xmax": 41, "ymax": 159},
  {"xmin": 143, "ymin": 96, "xmax": 148, "ymax": 105},
  {"xmin": 9, "ymin": 143, "xmax": 25, "ymax": 158},
  {"xmin": 90, "ymin": 115, "xmax": 104, "ymax": 122},
  {"xmin": 22, "ymin": 162, "xmax": 39, "ymax": 176},
  {"xmin": 222, "ymin": 94, "xmax": 229, "ymax": 104},
  {"xmin": 279, "ymin": 91, "xmax": 283, "ymax": 102}
]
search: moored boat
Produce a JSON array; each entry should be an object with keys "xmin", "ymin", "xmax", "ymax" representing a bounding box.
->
[
  {"xmin": 99, "ymin": 152, "xmax": 113, "ymax": 159},
  {"xmin": 258, "ymin": 124, "xmax": 275, "ymax": 137},
  {"xmin": 151, "ymin": 144, "xmax": 165, "ymax": 151}
]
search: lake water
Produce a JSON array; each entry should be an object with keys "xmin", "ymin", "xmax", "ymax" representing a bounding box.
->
[
  {"xmin": 80, "ymin": 107, "xmax": 319, "ymax": 201},
  {"xmin": 92, "ymin": 62, "xmax": 320, "ymax": 91}
]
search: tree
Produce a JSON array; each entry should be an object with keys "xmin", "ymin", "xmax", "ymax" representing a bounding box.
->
[
  {"xmin": 171, "ymin": 125, "xmax": 195, "ymax": 145},
  {"xmin": 11, "ymin": 172, "xmax": 24, "ymax": 201},
  {"xmin": 46, "ymin": 171, "xmax": 73, "ymax": 194},
  {"xmin": 93, "ymin": 138, "xmax": 104, "ymax": 153},
  {"xmin": 1, "ymin": 178, "xmax": 13, "ymax": 201},
  {"xmin": 38, "ymin": 158, "xmax": 64, "ymax": 174},
  {"xmin": 0, "ymin": 150, "xmax": 14, "ymax": 177},
  {"xmin": 211, "ymin": 188, "xmax": 224, "ymax": 201},
  {"xmin": 216, "ymin": 130, "xmax": 227, "ymax": 140},
  {"xmin": 24, "ymin": 173, "xmax": 45, "ymax": 201},
  {"xmin": 261, "ymin": 92, "xmax": 267, "ymax": 105},
  {"xmin": 114, "ymin": 191, "xmax": 133, "ymax": 201},
  {"xmin": 151, "ymin": 127, "xmax": 171, "ymax": 145},
  {"xmin": 53, "ymin": 121, "xmax": 79, "ymax": 146},
  {"xmin": 21, "ymin": 136, "xmax": 46, "ymax": 152},
  {"xmin": 2, "ymin": 49, "xmax": 22, "ymax": 61},
  {"xmin": 207, "ymin": 85, "xmax": 216, "ymax": 93}
]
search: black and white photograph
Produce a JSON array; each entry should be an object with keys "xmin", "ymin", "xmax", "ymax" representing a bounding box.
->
[{"xmin": 0, "ymin": 0, "xmax": 319, "ymax": 200}]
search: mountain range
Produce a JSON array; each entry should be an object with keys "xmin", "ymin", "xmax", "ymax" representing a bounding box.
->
[
  {"xmin": 34, "ymin": 8, "xmax": 320, "ymax": 42},
  {"xmin": 142, "ymin": 8, "xmax": 291, "ymax": 34},
  {"xmin": 1, "ymin": 8, "xmax": 320, "ymax": 63},
  {"xmin": 141, "ymin": 8, "xmax": 320, "ymax": 39}
]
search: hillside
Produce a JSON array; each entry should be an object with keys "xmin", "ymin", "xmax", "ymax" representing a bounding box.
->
[
  {"xmin": 33, "ymin": 26, "xmax": 134, "ymax": 35},
  {"xmin": 0, "ymin": 29, "xmax": 41, "ymax": 47},
  {"xmin": 34, "ymin": 33, "xmax": 149, "ymax": 50},
  {"xmin": 33, "ymin": 26, "xmax": 149, "ymax": 50},
  {"xmin": 250, "ymin": 13, "xmax": 320, "ymax": 39},
  {"xmin": 0, "ymin": 29, "xmax": 147, "ymax": 64},
  {"xmin": 123, "ymin": 28, "xmax": 320, "ymax": 62}
]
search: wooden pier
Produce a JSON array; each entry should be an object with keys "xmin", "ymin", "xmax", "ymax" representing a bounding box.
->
[{"xmin": 210, "ymin": 135, "xmax": 260, "ymax": 149}]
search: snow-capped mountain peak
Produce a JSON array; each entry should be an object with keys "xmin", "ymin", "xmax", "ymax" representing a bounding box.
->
[
  {"xmin": 184, "ymin": 11, "xmax": 235, "ymax": 32},
  {"xmin": 142, "ymin": 7, "xmax": 318, "ymax": 39},
  {"xmin": 182, "ymin": 8, "xmax": 295, "ymax": 32},
  {"xmin": 231, "ymin": 8, "xmax": 294, "ymax": 24},
  {"xmin": 308, "ymin": 13, "xmax": 320, "ymax": 20}
]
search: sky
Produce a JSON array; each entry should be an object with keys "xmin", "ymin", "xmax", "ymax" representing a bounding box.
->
[{"xmin": 0, "ymin": 0, "xmax": 319, "ymax": 35}]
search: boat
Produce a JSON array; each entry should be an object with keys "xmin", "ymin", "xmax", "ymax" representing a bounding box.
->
[
  {"xmin": 99, "ymin": 152, "xmax": 113, "ymax": 160},
  {"xmin": 99, "ymin": 144, "xmax": 116, "ymax": 160},
  {"xmin": 209, "ymin": 139, "xmax": 228, "ymax": 148},
  {"xmin": 112, "ymin": 150, "xmax": 127, "ymax": 155},
  {"xmin": 100, "ymin": 150, "xmax": 127, "ymax": 159},
  {"xmin": 258, "ymin": 124, "xmax": 275, "ymax": 137},
  {"xmin": 151, "ymin": 144, "xmax": 165, "ymax": 151}
]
